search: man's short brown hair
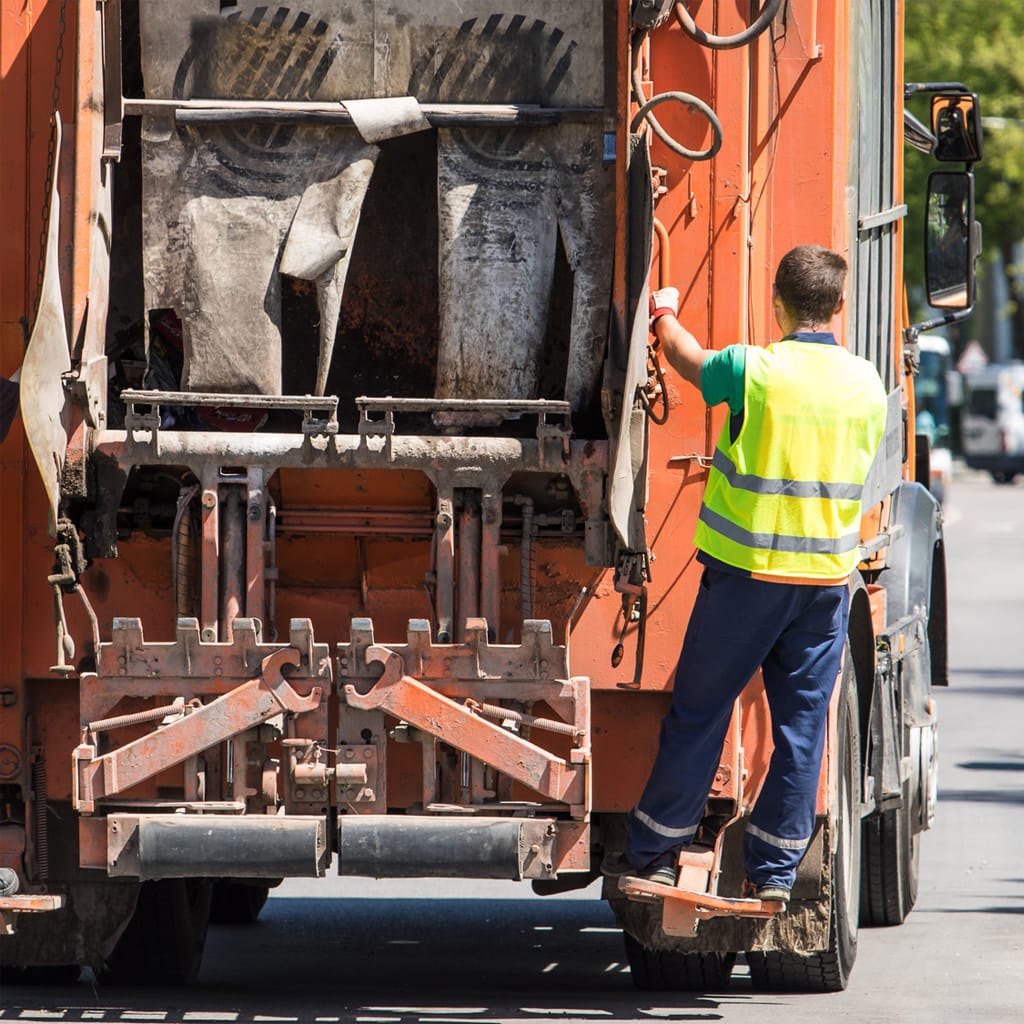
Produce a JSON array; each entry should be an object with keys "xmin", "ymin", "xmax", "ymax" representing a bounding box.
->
[{"xmin": 774, "ymin": 245, "xmax": 847, "ymax": 326}]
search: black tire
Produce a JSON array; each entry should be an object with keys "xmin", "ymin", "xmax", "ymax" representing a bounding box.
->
[
  {"xmin": 210, "ymin": 880, "xmax": 271, "ymax": 924},
  {"xmin": 100, "ymin": 878, "xmax": 213, "ymax": 985},
  {"xmin": 990, "ymin": 471, "xmax": 1017, "ymax": 485},
  {"xmin": 747, "ymin": 649, "xmax": 861, "ymax": 993},
  {"xmin": 624, "ymin": 932, "xmax": 735, "ymax": 991},
  {"xmin": 860, "ymin": 777, "xmax": 920, "ymax": 926}
]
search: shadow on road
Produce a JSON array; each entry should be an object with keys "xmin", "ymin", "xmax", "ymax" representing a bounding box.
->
[
  {"xmin": 956, "ymin": 759, "xmax": 1024, "ymax": 772},
  {"xmin": 938, "ymin": 787, "xmax": 1024, "ymax": 804},
  {"xmin": 0, "ymin": 896, "xmax": 794, "ymax": 1021}
]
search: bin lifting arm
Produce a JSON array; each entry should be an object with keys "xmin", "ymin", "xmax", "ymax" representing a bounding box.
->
[
  {"xmin": 345, "ymin": 646, "xmax": 587, "ymax": 809},
  {"xmin": 74, "ymin": 648, "xmax": 321, "ymax": 813}
]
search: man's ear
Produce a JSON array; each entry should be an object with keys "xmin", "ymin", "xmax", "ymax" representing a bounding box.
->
[{"xmin": 834, "ymin": 291, "xmax": 846, "ymax": 316}]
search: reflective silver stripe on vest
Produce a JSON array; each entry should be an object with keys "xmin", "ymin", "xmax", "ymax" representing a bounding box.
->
[
  {"xmin": 746, "ymin": 823, "xmax": 811, "ymax": 851},
  {"xmin": 711, "ymin": 449, "xmax": 864, "ymax": 502},
  {"xmin": 698, "ymin": 505, "xmax": 861, "ymax": 555},
  {"xmin": 631, "ymin": 807, "xmax": 699, "ymax": 841}
]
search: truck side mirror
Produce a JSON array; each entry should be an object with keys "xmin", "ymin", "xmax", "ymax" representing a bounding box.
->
[
  {"xmin": 930, "ymin": 92, "xmax": 982, "ymax": 163},
  {"xmin": 925, "ymin": 170, "xmax": 978, "ymax": 311}
]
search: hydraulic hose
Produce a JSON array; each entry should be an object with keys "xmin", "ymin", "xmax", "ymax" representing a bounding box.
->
[
  {"xmin": 630, "ymin": 35, "xmax": 723, "ymax": 161},
  {"xmin": 673, "ymin": 0, "xmax": 783, "ymax": 50}
]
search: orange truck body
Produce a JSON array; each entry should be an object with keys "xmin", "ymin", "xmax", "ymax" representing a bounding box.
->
[{"xmin": 0, "ymin": 0, "xmax": 963, "ymax": 991}]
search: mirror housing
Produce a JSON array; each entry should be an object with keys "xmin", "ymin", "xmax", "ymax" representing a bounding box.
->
[
  {"xmin": 925, "ymin": 171, "xmax": 977, "ymax": 310},
  {"xmin": 930, "ymin": 92, "xmax": 983, "ymax": 163},
  {"xmin": 904, "ymin": 82, "xmax": 984, "ymax": 345}
]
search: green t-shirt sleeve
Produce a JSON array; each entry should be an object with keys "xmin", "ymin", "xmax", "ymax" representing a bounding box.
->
[{"xmin": 699, "ymin": 345, "xmax": 746, "ymax": 414}]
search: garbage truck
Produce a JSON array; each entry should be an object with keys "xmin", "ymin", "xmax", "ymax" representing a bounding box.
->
[{"xmin": 0, "ymin": 0, "xmax": 981, "ymax": 992}]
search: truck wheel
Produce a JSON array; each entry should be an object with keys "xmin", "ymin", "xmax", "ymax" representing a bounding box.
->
[
  {"xmin": 624, "ymin": 933, "xmax": 735, "ymax": 991},
  {"xmin": 209, "ymin": 880, "xmax": 271, "ymax": 924},
  {"xmin": 990, "ymin": 471, "xmax": 1017, "ymax": 484},
  {"xmin": 100, "ymin": 878, "xmax": 213, "ymax": 985},
  {"xmin": 860, "ymin": 778, "xmax": 919, "ymax": 926},
  {"xmin": 747, "ymin": 649, "xmax": 861, "ymax": 992}
]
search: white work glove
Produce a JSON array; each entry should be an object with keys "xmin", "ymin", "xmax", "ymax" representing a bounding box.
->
[{"xmin": 649, "ymin": 287, "xmax": 680, "ymax": 333}]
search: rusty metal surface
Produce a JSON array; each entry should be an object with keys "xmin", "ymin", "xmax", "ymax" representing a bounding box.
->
[
  {"xmin": 97, "ymin": 427, "xmax": 607, "ymax": 476},
  {"xmin": 0, "ymin": 894, "xmax": 62, "ymax": 912},
  {"xmin": 0, "ymin": 895, "xmax": 64, "ymax": 937},
  {"xmin": 617, "ymin": 874, "xmax": 783, "ymax": 937},
  {"xmin": 339, "ymin": 618, "xmax": 573, "ymax": 696},
  {"xmin": 91, "ymin": 429, "xmax": 611, "ymax": 568},
  {"xmin": 346, "ymin": 647, "xmax": 586, "ymax": 808},
  {"xmin": 74, "ymin": 647, "xmax": 322, "ymax": 811},
  {"xmin": 74, "ymin": 617, "xmax": 332, "ymax": 828},
  {"xmin": 83, "ymin": 617, "xmax": 331, "ymax": 718},
  {"xmin": 128, "ymin": 97, "xmax": 602, "ymax": 127}
]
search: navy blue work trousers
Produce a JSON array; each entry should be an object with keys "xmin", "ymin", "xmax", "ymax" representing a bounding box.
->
[{"xmin": 624, "ymin": 565, "xmax": 850, "ymax": 890}]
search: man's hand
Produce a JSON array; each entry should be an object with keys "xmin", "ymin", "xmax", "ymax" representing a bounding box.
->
[
  {"xmin": 648, "ymin": 286, "xmax": 707, "ymax": 391},
  {"xmin": 650, "ymin": 287, "xmax": 680, "ymax": 332}
]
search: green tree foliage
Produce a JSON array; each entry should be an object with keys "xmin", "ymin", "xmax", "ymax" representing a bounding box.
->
[{"xmin": 904, "ymin": 0, "xmax": 1024, "ymax": 352}]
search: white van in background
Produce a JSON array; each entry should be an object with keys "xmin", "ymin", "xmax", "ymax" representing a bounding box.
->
[{"xmin": 961, "ymin": 362, "xmax": 1024, "ymax": 483}]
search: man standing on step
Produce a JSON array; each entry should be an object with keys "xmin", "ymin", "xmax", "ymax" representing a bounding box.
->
[{"xmin": 622, "ymin": 245, "xmax": 887, "ymax": 902}]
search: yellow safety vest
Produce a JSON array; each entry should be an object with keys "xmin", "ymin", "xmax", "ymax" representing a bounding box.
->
[{"xmin": 694, "ymin": 340, "xmax": 888, "ymax": 580}]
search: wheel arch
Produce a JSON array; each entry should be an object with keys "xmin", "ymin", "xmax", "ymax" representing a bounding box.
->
[
  {"xmin": 878, "ymin": 480, "xmax": 945, "ymax": 702},
  {"xmin": 846, "ymin": 573, "xmax": 875, "ymax": 769}
]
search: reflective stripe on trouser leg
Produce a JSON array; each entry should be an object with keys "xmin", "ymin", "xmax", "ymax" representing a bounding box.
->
[
  {"xmin": 744, "ymin": 583, "xmax": 850, "ymax": 890},
  {"xmin": 626, "ymin": 568, "xmax": 807, "ymax": 871}
]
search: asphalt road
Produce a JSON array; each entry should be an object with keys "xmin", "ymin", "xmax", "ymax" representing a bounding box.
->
[{"xmin": 2, "ymin": 465, "xmax": 1022, "ymax": 1022}]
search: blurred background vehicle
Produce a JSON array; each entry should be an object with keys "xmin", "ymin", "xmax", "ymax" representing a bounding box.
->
[
  {"xmin": 961, "ymin": 362, "xmax": 1024, "ymax": 483},
  {"xmin": 915, "ymin": 334, "xmax": 958, "ymax": 502}
]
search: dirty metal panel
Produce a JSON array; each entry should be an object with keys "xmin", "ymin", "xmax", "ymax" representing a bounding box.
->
[
  {"xmin": 135, "ymin": 1, "xmax": 604, "ymax": 109},
  {"xmin": 392, "ymin": 1, "xmax": 611, "ymax": 414},
  {"xmin": 435, "ymin": 123, "xmax": 613, "ymax": 414},
  {"xmin": 139, "ymin": 2, "xmax": 380, "ymax": 395},
  {"xmin": 137, "ymin": 2, "xmax": 610, "ymax": 404},
  {"xmin": 21, "ymin": 116, "xmax": 71, "ymax": 533},
  {"xmin": 337, "ymin": 814, "xmax": 558, "ymax": 880},
  {"xmin": 107, "ymin": 812, "xmax": 328, "ymax": 879}
]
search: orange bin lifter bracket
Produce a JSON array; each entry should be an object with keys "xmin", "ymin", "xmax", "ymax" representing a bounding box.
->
[{"xmin": 337, "ymin": 616, "xmax": 593, "ymax": 881}]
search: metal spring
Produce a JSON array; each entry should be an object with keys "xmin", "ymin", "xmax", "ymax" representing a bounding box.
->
[
  {"xmin": 173, "ymin": 484, "xmax": 199, "ymax": 617},
  {"xmin": 31, "ymin": 756, "xmax": 48, "ymax": 880},
  {"xmin": 88, "ymin": 698, "xmax": 186, "ymax": 734},
  {"xmin": 514, "ymin": 495, "xmax": 535, "ymax": 622},
  {"xmin": 470, "ymin": 701, "xmax": 579, "ymax": 739}
]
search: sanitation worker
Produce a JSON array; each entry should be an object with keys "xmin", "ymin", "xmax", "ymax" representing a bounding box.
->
[{"xmin": 619, "ymin": 244, "xmax": 887, "ymax": 902}]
